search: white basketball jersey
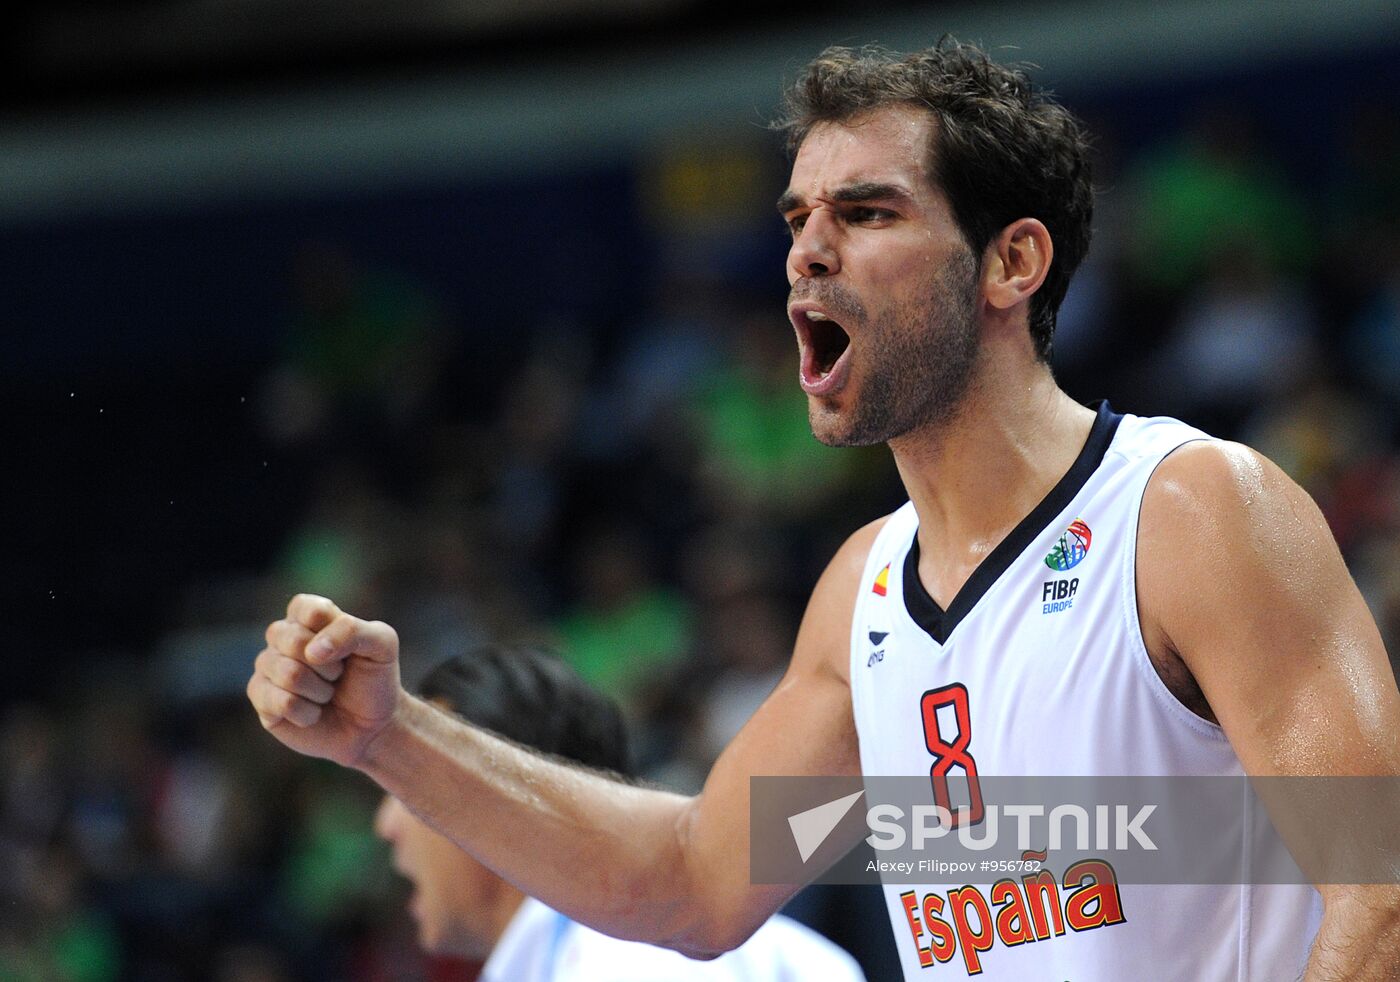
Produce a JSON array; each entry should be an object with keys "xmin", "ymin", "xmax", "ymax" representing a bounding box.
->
[{"xmin": 849, "ymin": 403, "xmax": 1321, "ymax": 980}]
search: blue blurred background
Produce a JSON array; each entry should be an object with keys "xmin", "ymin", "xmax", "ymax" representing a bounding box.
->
[{"xmin": 4, "ymin": 0, "xmax": 1400, "ymax": 978}]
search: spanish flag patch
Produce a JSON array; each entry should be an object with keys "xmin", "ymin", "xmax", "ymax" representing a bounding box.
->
[{"xmin": 872, "ymin": 563, "xmax": 890, "ymax": 596}]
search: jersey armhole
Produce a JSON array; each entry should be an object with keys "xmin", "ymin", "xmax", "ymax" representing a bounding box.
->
[{"xmin": 1122, "ymin": 438, "xmax": 1231, "ymax": 740}]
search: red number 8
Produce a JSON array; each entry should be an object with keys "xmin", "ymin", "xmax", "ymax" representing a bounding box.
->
[{"xmin": 919, "ymin": 683, "xmax": 985, "ymax": 828}]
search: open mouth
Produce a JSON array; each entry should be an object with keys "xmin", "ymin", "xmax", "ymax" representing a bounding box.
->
[
  {"xmin": 805, "ymin": 311, "xmax": 850, "ymax": 376},
  {"xmin": 791, "ymin": 306, "xmax": 853, "ymax": 393}
]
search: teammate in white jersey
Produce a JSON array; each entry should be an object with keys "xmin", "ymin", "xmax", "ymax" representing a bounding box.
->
[
  {"xmin": 247, "ymin": 40, "xmax": 1400, "ymax": 979},
  {"xmin": 375, "ymin": 643, "xmax": 864, "ymax": 981}
]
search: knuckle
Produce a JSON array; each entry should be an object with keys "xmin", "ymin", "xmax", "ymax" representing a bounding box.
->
[
  {"xmin": 286, "ymin": 699, "xmax": 316, "ymax": 727},
  {"xmin": 367, "ymin": 620, "xmax": 399, "ymax": 650},
  {"xmin": 326, "ymin": 617, "xmax": 355, "ymax": 647},
  {"xmin": 369, "ymin": 620, "xmax": 397, "ymax": 642},
  {"xmin": 290, "ymin": 593, "xmax": 332, "ymax": 621},
  {"xmin": 273, "ymin": 657, "xmax": 302, "ymax": 690},
  {"xmin": 271, "ymin": 688, "xmax": 292, "ymax": 714}
]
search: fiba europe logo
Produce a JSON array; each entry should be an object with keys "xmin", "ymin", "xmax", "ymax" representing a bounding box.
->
[{"xmin": 1044, "ymin": 519, "xmax": 1092, "ymax": 572}]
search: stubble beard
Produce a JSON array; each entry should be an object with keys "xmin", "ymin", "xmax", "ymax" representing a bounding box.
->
[{"xmin": 809, "ymin": 250, "xmax": 982, "ymax": 448}]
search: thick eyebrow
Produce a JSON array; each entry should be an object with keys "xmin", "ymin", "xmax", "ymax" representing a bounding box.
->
[
  {"xmin": 831, "ymin": 182, "xmax": 913, "ymax": 206},
  {"xmin": 775, "ymin": 189, "xmax": 803, "ymax": 215},
  {"xmin": 775, "ymin": 182, "xmax": 913, "ymax": 215}
]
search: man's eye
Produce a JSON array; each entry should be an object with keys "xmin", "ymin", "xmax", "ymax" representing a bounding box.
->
[
  {"xmin": 849, "ymin": 207, "xmax": 892, "ymax": 224},
  {"xmin": 787, "ymin": 216, "xmax": 807, "ymax": 236}
]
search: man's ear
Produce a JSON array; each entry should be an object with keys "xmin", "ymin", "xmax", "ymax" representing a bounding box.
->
[{"xmin": 981, "ymin": 218, "xmax": 1053, "ymax": 313}]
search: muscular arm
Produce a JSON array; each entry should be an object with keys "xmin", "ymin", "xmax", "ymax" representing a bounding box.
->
[
  {"xmin": 248, "ymin": 518, "xmax": 883, "ymax": 957},
  {"xmin": 1138, "ymin": 441, "xmax": 1400, "ymax": 981}
]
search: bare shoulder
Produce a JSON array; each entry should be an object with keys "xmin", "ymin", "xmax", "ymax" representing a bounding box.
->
[
  {"xmin": 1137, "ymin": 438, "xmax": 1394, "ymax": 744},
  {"xmin": 1136, "ymin": 440, "xmax": 1333, "ymax": 721},
  {"xmin": 818, "ymin": 512, "xmax": 897, "ymax": 610},
  {"xmin": 828, "ymin": 513, "xmax": 895, "ymax": 583},
  {"xmin": 1138, "ymin": 439, "xmax": 1341, "ymax": 605},
  {"xmin": 1140, "ymin": 439, "xmax": 1320, "ymax": 536},
  {"xmin": 791, "ymin": 513, "xmax": 896, "ymax": 685}
]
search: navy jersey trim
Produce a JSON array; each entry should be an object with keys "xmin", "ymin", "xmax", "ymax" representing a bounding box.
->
[{"xmin": 903, "ymin": 400, "xmax": 1124, "ymax": 645}]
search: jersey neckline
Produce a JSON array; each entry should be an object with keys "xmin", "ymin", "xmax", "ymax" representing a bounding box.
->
[{"xmin": 902, "ymin": 400, "xmax": 1124, "ymax": 645}]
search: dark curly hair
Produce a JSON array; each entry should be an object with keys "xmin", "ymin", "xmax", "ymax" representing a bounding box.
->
[{"xmin": 773, "ymin": 39, "xmax": 1094, "ymax": 362}]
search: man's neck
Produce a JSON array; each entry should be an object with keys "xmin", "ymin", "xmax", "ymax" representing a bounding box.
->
[{"xmin": 888, "ymin": 365, "xmax": 1095, "ymax": 609}]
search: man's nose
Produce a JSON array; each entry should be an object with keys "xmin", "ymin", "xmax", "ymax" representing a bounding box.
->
[{"xmin": 788, "ymin": 211, "xmax": 841, "ymax": 279}]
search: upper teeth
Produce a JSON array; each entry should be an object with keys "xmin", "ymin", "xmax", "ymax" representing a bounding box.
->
[{"xmin": 805, "ymin": 311, "xmax": 829, "ymax": 321}]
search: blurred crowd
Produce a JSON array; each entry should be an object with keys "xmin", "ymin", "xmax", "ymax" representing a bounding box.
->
[{"xmin": 4, "ymin": 94, "xmax": 1400, "ymax": 981}]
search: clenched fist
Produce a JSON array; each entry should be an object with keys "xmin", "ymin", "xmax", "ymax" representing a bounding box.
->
[{"xmin": 248, "ymin": 594, "xmax": 403, "ymax": 768}]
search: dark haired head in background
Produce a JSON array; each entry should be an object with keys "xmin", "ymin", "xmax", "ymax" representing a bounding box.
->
[
  {"xmin": 417, "ymin": 642, "xmax": 631, "ymax": 777},
  {"xmin": 377, "ymin": 642, "xmax": 630, "ymax": 959}
]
